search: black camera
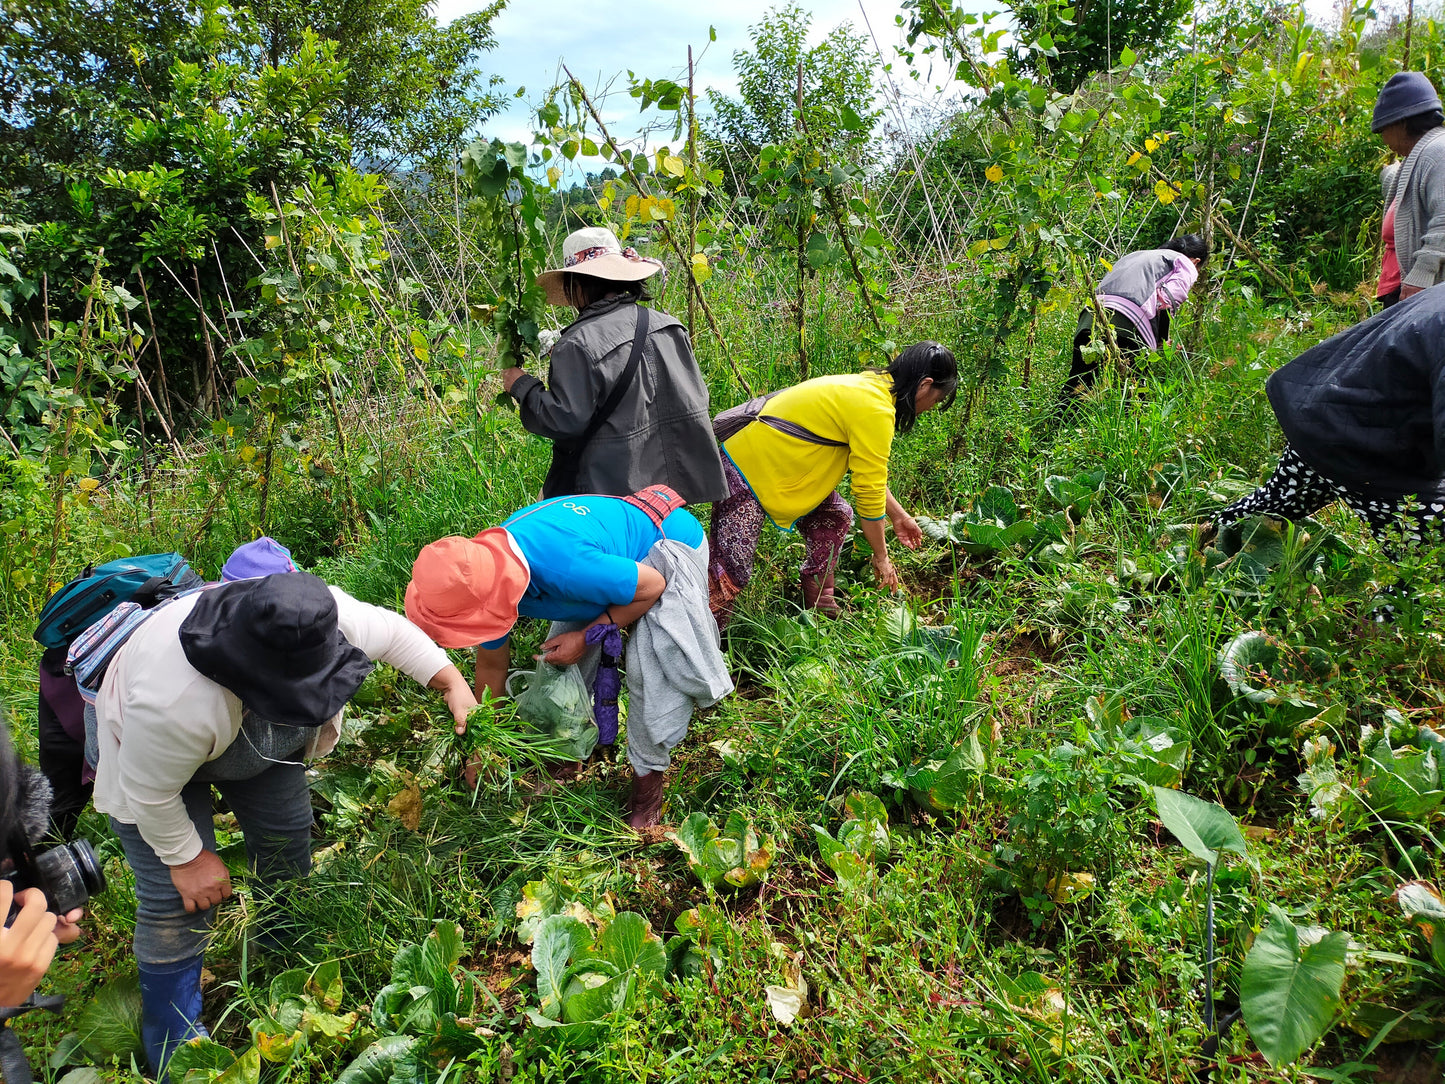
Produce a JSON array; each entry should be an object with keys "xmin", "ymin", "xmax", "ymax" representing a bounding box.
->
[{"xmin": 3, "ymin": 836, "xmax": 106, "ymax": 915}]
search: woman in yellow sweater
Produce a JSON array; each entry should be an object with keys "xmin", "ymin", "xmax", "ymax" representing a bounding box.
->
[{"xmin": 709, "ymin": 342, "xmax": 958, "ymax": 626}]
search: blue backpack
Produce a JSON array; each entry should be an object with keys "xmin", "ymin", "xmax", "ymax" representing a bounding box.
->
[{"xmin": 33, "ymin": 553, "xmax": 205, "ymax": 649}]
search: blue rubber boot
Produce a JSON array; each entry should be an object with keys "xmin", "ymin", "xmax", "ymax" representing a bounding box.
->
[{"xmin": 138, "ymin": 956, "xmax": 208, "ymax": 1076}]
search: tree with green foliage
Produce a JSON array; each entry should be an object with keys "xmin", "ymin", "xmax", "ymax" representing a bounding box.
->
[
  {"xmin": 244, "ymin": 0, "xmax": 508, "ymax": 174},
  {"xmin": 706, "ymin": 2, "xmax": 878, "ymax": 165},
  {"xmin": 1009, "ymin": 0, "xmax": 1191, "ymax": 90}
]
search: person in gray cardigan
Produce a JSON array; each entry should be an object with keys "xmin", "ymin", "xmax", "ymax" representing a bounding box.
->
[
  {"xmin": 501, "ymin": 228, "xmax": 728, "ymax": 505},
  {"xmin": 1373, "ymin": 71, "xmax": 1445, "ymax": 307}
]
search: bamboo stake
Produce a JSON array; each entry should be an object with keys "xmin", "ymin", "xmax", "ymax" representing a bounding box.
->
[
  {"xmin": 135, "ymin": 272, "xmax": 179, "ymax": 436},
  {"xmin": 795, "ymin": 60, "xmax": 808, "ymax": 380},
  {"xmin": 564, "ymin": 64, "xmax": 754, "ymax": 396},
  {"xmin": 686, "ymin": 45, "xmax": 699, "ymax": 338},
  {"xmin": 192, "ymin": 264, "xmax": 221, "ymax": 417}
]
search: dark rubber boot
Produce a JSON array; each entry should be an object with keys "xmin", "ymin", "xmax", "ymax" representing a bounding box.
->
[
  {"xmin": 800, "ymin": 568, "xmax": 840, "ymax": 618},
  {"xmin": 625, "ymin": 770, "xmax": 666, "ymax": 830},
  {"xmin": 139, "ymin": 956, "xmax": 208, "ymax": 1076}
]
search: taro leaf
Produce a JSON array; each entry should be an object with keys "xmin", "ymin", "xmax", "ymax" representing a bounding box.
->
[
  {"xmin": 1152, "ymin": 786, "xmax": 1249, "ymax": 867},
  {"xmin": 532, "ymin": 915, "xmax": 593, "ymax": 1020},
  {"xmin": 335, "ymin": 1035, "xmax": 421, "ymax": 1084},
  {"xmin": 76, "ymin": 971, "xmax": 144, "ymax": 1061},
  {"xmin": 167, "ymin": 1037, "xmax": 236, "ymax": 1084},
  {"xmin": 1348, "ymin": 1002, "xmax": 1445, "ymax": 1043},
  {"xmin": 588, "ymin": 912, "xmax": 668, "ymax": 980},
  {"xmin": 562, "ymin": 971, "xmax": 633, "ymax": 1024},
  {"xmin": 1242, "ymin": 905, "xmax": 1348, "ymax": 1067}
]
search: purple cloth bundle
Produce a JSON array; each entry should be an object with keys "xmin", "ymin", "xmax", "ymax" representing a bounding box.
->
[{"xmin": 584, "ymin": 623, "xmax": 624, "ymax": 746}]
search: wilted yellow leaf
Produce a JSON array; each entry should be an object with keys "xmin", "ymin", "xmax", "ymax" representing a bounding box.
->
[
  {"xmin": 1144, "ymin": 138, "xmax": 1159, "ymax": 152},
  {"xmin": 985, "ymin": 164, "xmax": 1004, "ymax": 183},
  {"xmin": 1153, "ymin": 179, "xmax": 1179, "ymax": 205},
  {"xmin": 386, "ymin": 784, "xmax": 423, "ymax": 831},
  {"xmin": 1127, "ymin": 151, "xmax": 1142, "ymax": 166},
  {"xmin": 546, "ymin": 166, "xmax": 561, "ymax": 187},
  {"xmin": 76, "ymin": 477, "xmax": 100, "ymax": 492}
]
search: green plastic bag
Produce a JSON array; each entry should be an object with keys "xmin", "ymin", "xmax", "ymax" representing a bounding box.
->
[{"xmin": 508, "ymin": 662, "xmax": 599, "ymax": 760}]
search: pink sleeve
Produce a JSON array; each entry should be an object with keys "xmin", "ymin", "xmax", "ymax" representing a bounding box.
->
[{"xmin": 1154, "ymin": 256, "xmax": 1199, "ymax": 313}]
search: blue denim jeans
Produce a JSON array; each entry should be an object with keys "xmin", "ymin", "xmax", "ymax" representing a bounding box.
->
[{"xmin": 109, "ymin": 760, "xmax": 313, "ymax": 965}]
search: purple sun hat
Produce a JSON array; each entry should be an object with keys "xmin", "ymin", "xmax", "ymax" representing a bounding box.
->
[{"xmin": 221, "ymin": 536, "xmax": 299, "ymax": 582}]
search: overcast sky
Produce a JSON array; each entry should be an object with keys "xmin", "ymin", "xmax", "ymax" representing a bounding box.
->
[{"xmin": 433, "ymin": 0, "xmax": 969, "ymax": 158}]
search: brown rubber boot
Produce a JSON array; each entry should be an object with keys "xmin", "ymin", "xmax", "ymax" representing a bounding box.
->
[
  {"xmin": 625, "ymin": 770, "xmax": 666, "ymax": 830},
  {"xmin": 800, "ymin": 567, "xmax": 840, "ymax": 618}
]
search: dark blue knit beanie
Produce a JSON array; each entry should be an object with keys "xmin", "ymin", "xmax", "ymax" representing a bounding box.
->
[{"xmin": 1373, "ymin": 71, "xmax": 1443, "ymax": 133}]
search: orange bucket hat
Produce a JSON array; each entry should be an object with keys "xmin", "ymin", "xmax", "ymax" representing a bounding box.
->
[{"xmin": 405, "ymin": 530, "xmax": 529, "ymax": 648}]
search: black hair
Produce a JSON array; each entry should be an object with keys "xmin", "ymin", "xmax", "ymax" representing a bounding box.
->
[
  {"xmin": 883, "ymin": 341, "xmax": 959, "ymax": 433},
  {"xmin": 1162, "ymin": 233, "xmax": 1210, "ymax": 266},
  {"xmin": 561, "ymin": 273, "xmax": 652, "ymax": 309},
  {"xmin": 1405, "ymin": 110, "xmax": 1445, "ymax": 137}
]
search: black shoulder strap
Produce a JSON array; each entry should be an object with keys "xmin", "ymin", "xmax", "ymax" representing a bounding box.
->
[{"xmin": 578, "ymin": 304, "xmax": 650, "ymax": 449}]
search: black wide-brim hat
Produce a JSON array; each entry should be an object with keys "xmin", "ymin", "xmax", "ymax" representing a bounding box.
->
[{"xmin": 178, "ymin": 572, "xmax": 374, "ymax": 727}]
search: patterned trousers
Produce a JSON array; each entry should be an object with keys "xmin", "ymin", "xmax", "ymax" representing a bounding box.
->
[
  {"xmin": 708, "ymin": 455, "xmax": 853, "ymax": 629},
  {"xmin": 1217, "ymin": 444, "xmax": 1445, "ymax": 558}
]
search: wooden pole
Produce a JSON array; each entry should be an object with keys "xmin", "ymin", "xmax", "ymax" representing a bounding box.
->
[
  {"xmin": 795, "ymin": 61, "xmax": 808, "ymax": 379},
  {"xmin": 686, "ymin": 46, "xmax": 699, "ymax": 338},
  {"xmin": 1404, "ymin": 0, "xmax": 1415, "ymax": 70}
]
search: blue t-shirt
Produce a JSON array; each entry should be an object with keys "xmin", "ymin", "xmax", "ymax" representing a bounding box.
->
[{"xmin": 480, "ymin": 496, "xmax": 704, "ymax": 647}]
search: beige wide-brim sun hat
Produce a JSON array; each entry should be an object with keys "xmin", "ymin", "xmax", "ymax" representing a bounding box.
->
[{"xmin": 536, "ymin": 226, "xmax": 664, "ymax": 306}]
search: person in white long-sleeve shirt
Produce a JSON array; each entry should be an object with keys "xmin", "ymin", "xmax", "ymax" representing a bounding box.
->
[{"xmin": 88, "ymin": 571, "xmax": 475, "ymax": 1075}]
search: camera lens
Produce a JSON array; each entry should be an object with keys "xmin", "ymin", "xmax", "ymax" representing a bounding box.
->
[{"xmin": 32, "ymin": 840, "xmax": 106, "ymax": 915}]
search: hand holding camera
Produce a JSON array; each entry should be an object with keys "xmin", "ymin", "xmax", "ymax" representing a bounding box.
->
[{"xmin": 0, "ymin": 881, "xmax": 81, "ymax": 1008}]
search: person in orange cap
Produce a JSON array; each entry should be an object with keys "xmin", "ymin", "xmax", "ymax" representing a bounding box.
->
[{"xmin": 407, "ymin": 489, "xmax": 731, "ymax": 829}]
